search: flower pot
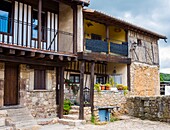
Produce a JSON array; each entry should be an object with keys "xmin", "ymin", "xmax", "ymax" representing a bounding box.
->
[
  {"xmin": 101, "ymin": 85, "xmax": 105, "ymax": 90},
  {"xmin": 105, "ymin": 86, "xmax": 110, "ymax": 90}
]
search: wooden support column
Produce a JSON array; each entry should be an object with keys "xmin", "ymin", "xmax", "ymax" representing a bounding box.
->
[
  {"xmin": 38, "ymin": 0, "xmax": 42, "ymax": 49},
  {"xmin": 73, "ymin": 4, "xmax": 77, "ymax": 54},
  {"xmin": 56, "ymin": 67, "xmax": 59, "ymax": 106},
  {"xmin": 90, "ymin": 61, "xmax": 95, "ymax": 116},
  {"xmin": 106, "ymin": 25, "xmax": 110, "ymax": 54},
  {"xmin": 79, "ymin": 60, "xmax": 85, "ymax": 120},
  {"xmin": 58, "ymin": 66, "xmax": 65, "ymax": 118},
  {"xmin": 127, "ymin": 64, "xmax": 131, "ymax": 91}
]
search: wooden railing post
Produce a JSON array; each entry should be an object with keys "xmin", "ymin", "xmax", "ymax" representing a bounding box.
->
[
  {"xmin": 106, "ymin": 25, "xmax": 110, "ymax": 54},
  {"xmin": 38, "ymin": 0, "xmax": 42, "ymax": 49},
  {"xmin": 79, "ymin": 60, "xmax": 85, "ymax": 120}
]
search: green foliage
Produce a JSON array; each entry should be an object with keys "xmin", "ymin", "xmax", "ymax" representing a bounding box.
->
[
  {"xmin": 160, "ymin": 73, "xmax": 170, "ymax": 81},
  {"xmin": 105, "ymin": 83, "xmax": 111, "ymax": 87},
  {"xmin": 91, "ymin": 115, "xmax": 95, "ymax": 124},
  {"xmin": 109, "ymin": 78, "xmax": 114, "ymax": 87},
  {"xmin": 94, "ymin": 83, "xmax": 101, "ymax": 93},
  {"xmin": 63, "ymin": 99, "xmax": 72, "ymax": 115},
  {"xmin": 110, "ymin": 116, "xmax": 119, "ymax": 122}
]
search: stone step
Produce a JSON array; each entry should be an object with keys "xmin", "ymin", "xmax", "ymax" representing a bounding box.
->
[
  {"xmin": 71, "ymin": 106, "xmax": 79, "ymax": 110},
  {"xmin": 0, "ymin": 110, "xmax": 8, "ymax": 117},
  {"xmin": 69, "ymin": 109, "xmax": 79, "ymax": 115},
  {"xmin": 16, "ymin": 125, "xmax": 41, "ymax": 130},
  {"xmin": 63, "ymin": 115, "xmax": 78, "ymax": 120},
  {"xmin": 10, "ymin": 115, "xmax": 34, "ymax": 122},
  {"xmin": 36, "ymin": 118, "xmax": 58, "ymax": 125},
  {"xmin": 0, "ymin": 118, "xmax": 5, "ymax": 127},
  {"xmin": 58, "ymin": 119, "xmax": 86, "ymax": 126},
  {"xmin": 0, "ymin": 126, "xmax": 14, "ymax": 130}
]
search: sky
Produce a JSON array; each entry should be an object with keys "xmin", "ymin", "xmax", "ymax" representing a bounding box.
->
[{"xmin": 88, "ymin": 0, "xmax": 170, "ymax": 73}]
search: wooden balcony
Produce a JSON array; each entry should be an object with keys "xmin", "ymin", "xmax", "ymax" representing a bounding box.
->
[
  {"xmin": 85, "ymin": 39, "xmax": 128, "ymax": 56},
  {"xmin": 0, "ymin": 16, "xmax": 74, "ymax": 54}
]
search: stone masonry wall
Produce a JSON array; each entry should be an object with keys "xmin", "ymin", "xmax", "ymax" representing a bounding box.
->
[
  {"xmin": 20, "ymin": 64, "xmax": 57, "ymax": 118},
  {"xmin": 127, "ymin": 96, "xmax": 170, "ymax": 123},
  {"xmin": 130, "ymin": 62, "xmax": 160, "ymax": 96},
  {"xmin": 0, "ymin": 62, "xmax": 4, "ymax": 107},
  {"xmin": 84, "ymin": 91, "xmax": 127, "ymax": 121}
]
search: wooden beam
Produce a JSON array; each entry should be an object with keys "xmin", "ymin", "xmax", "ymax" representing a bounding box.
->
[
  {"xmin": 0, "ymin": 48, "xmax": 3, "ymax": 53},
  {"xmin": 79, "ymin": 60, "xmax": 85, "ymax": 120},
  {"xmin": 26, "ymin": 52, "xmax": 35, "ymax": 57},
  {"xmin": 16, "ymin": 50, "xmax": 25, "ymax": 56},
  {"xmin": 73, "ymin": 4, "xmax": 77, "ymax": 54},
  {"xmin": 66, "ymin": 56, "xmax": 71, "ymax": 61},
  {"xmin": 45, "ymin": 54, "xmax": 54, "ymax": 60},
  {"xmin": 58, "ymin": 55, "xmax": 64, "ymax": 61},
  {"xmin": 58, "ymin": 66, "xmax": 64, "ymax": 118},
  {"xmin": 90, "ymin": 61, "xmax": 95, "ymax": 116},
  {"xmin": 127, "ymin": 64, "xmax": 131, "ymax": 91},
  {"xmin": 35, "ymin": 53, "xmax": 45, "ymax": 58},
  {"xmin": 6, "ymin": 49, "xmax": 15, "ymax": 55},
  {"xmin": 0, "ymin": 54, "xmax": 68, "ymax": 67},
  {"xmin": 56, "ymin": 67, "xmax": 59, "ymax": 105},
  {"xmin": 38, "ymin": 0, "xmax": 42, "ymax": 49}
]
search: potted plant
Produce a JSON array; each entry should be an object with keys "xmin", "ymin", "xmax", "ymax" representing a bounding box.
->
[
  {"xmin": 116, "ymin": 84, "xmax": 124, "ymax": 90},
  {"xmin": 100, "ymin": 84, "xmax": 105, "ymax": 90},
  {"xmin": 105, "ymin": 83, "xmax": 111, "ymax": 90},
  {"xmin": 94, "ymin": 83, "xmax": 101, "ymax": 93}
]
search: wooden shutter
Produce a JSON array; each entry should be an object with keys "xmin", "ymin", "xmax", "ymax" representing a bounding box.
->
[{"xmin": 34, "ymin": 69, "xmax": 46, "ymax": 90}]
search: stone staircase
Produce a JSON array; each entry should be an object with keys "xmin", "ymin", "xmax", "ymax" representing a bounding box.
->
[
  {"xmin": 58, "ymin": 106, "xmax": 86, "ymax": 126},
  {"xmin": 1, "ymin": 106, "xmax": 40, "ymax": 130},
  {"xmin": 0, "ymin": 110, "xmax": 13, "ymax": 130}
]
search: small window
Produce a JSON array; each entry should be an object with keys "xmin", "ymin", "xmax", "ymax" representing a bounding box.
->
[
  {"xmin": 91, "ymin": 33, "xmax": 102, "ymax": 40},
  {"xmin": 32, "ymin": 10, "xmax": 46, "ymax": 40},
  {"xmin": 96, "ymin": 76, "xmax": 105, "ymax": 84},
  {"xmin": 113, "ymin": 74, "xmax": 122, "ymax": 84},
  {"xmin": 0, "ymin": 0, "xmax": 12, "ymax": 34},
  {"xmin": 70, "ymin": 74, "xmax": 80, "ymax": 83},
  {"xmin": 137, "ymin": 39, "xmax": 142, "ymax": 46},
  {"xmin": 34, "ymin": 69, "xmax": 46, "ymax": 90}
]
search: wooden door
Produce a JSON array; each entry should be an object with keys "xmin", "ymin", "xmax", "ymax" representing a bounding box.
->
[{"xmin": 4, "ymin": 63, "xmax": 18, "ymax": 106}]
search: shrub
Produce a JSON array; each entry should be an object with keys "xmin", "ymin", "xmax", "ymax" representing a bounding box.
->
[{"xmin": 63, "ymin": 99, "xmax": 72, "ymax": 115}]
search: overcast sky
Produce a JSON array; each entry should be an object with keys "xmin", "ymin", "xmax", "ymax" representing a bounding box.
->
[{"xmin": 88, "ymin": 0, "xmax": 170, "ymax": 73}]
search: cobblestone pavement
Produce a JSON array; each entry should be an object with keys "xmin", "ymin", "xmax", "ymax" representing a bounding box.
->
[{"xmin": 40, "ymin": 117, "xmax": 170, "ymax": 130}]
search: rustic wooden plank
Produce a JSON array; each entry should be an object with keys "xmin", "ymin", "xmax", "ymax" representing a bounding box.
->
[
  {"xmin": 90, "ymin": 61, "xmax": 95, "ymax": 116},
  {"xmin": 16, "ymin": 50, "xmax": 25, "ymax": 56},
  {"xmin": 73, "ymin": 4, "xmax": 77, "ymax": 54},
  {"xmin": 0, "ymin": 54, "xmax": 68, "ymax": 67},
  {"xmin": 26, "ymin": 4, "xmax": 29, "ymax": 47},
  {"xmin": 38, "ymin": 0, "xmax": 42, "ymax": 49},
  {"xmin": 17, "ymin": 2, "xmax": 20, "ymax": 45},
  {"xmin": 21, "ymin": 3, "xmax": 24, "ymax": 46},
  {"xmin": 35, "ymin": 53, "xmax": 45, "ymax": 58},
  {"xmin": 26, "ymin": 52, "xmax": 35, "ymax": 57},
  {"xmin": 127, "ymin": 64, "xmax": 131, "ymax": 91},
  {"xmin": 79, "ymin": 60, "xmax": 85, "ymax": 120},
  {"xmin": 58, "ymin": 66, "xmax": 64, "ymax": 118},
  {"xmin": 58, "ymin": 55, "xmax": 63, "ymax": 61}
]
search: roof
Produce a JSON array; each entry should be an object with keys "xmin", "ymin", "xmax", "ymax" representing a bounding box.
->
[
  {"xmin": 83, "ymin": 9, "xmax": 167, "ymax": 39},
  {"xmin": 72, "ymin": 0, "xmax": 90, "ymax": 6}
]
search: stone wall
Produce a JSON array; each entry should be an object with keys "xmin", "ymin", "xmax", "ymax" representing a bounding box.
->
[
  {"xmin": 0, "ymin": 62, "xmax": 4, "ymax": 107},
  {"xmin": 84, "ymin": 91, "xmax": 127, "ymax": 121},
  {"xmin": 130, "ymin": 62, "xmax": 160, "ymax": 96},
  {"xmin": 127, "ymin": 96, "xmax": 170, "ymax": 123},
  {"xmin": 20, "ymin": 64, "xmax": 57, "ymax": 118}
]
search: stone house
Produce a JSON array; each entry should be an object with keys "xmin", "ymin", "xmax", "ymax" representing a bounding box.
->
[{"xmin": 0, "ymin": 0, "xmax": 167, "ymax": 123}]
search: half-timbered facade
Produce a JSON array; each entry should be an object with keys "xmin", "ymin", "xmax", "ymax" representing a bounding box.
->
[{"xmin": 0, "ymin": 0, "xmax": 89, "ymax": 119}]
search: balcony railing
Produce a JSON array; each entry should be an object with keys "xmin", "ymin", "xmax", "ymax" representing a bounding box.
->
[
  {"xmin": 85, "ymin": 39, "xmax": 128, "ymax": 56},
  {"xmin": 0, "ymin": 16, "xmax": 73, "ymax": 53}
]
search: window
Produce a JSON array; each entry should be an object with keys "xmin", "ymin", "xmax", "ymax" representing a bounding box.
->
[
  {"xmin": 137, "ymin": 39, "xmax": 142, "ymax": 46},
  {"xmin": 70, "ymin": 74, "xmax": 80, "ymax": 83},
  {"xmin": 96, "ymin": 76, "xmax": 105, "ymax": 84},
  {"xmin": 0, "ymin": 0, "xmax": 12, "ymax": 33},
  {"xmin": 113, "ymin": 74, "xmax": 122, "ymax": 84},
  {"xmin": 91, "ymin": 33, "xmax": 102, "ymax": 40},
  {"xmin": 34, "ymin": 69, "xmax": 46, "ymax": 90},
  {"xmin": 32, "ymin": 10, "xmax": 46, "ymax": 40}
]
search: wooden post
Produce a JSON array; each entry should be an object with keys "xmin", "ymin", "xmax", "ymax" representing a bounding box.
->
[
  {"xmin": 56, "ymin": 67, "xmax": 59, "ymax": 106},
  {"xmin": 90, "ymin": 61, "xmax": 95, "ymax": 116},
  {"xmin": 73, "ymin": 4, "xmax": 77, "ymax": 54},
  {"xmin": 38, "ymin": 0, "xmax": 42, "ymax": 49},
  {"xmin": 58, "ymin": 66, "xmax": 64, "ymax": 118},
  {"xmin": 79, "ymin": 60, "xmax": 85, "ymax": 120},
  {"xmin": 106, "ymin": 25, "xmax": 110, "ymax": 54},
  {"xmin": 127, "ymin": 64, "xmax": 131, "ymax": 91}
]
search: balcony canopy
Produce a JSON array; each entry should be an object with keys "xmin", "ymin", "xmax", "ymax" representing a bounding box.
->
[{"xmin": 83, "ymin": 9, "xmax": 167, "ymax": 40}]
